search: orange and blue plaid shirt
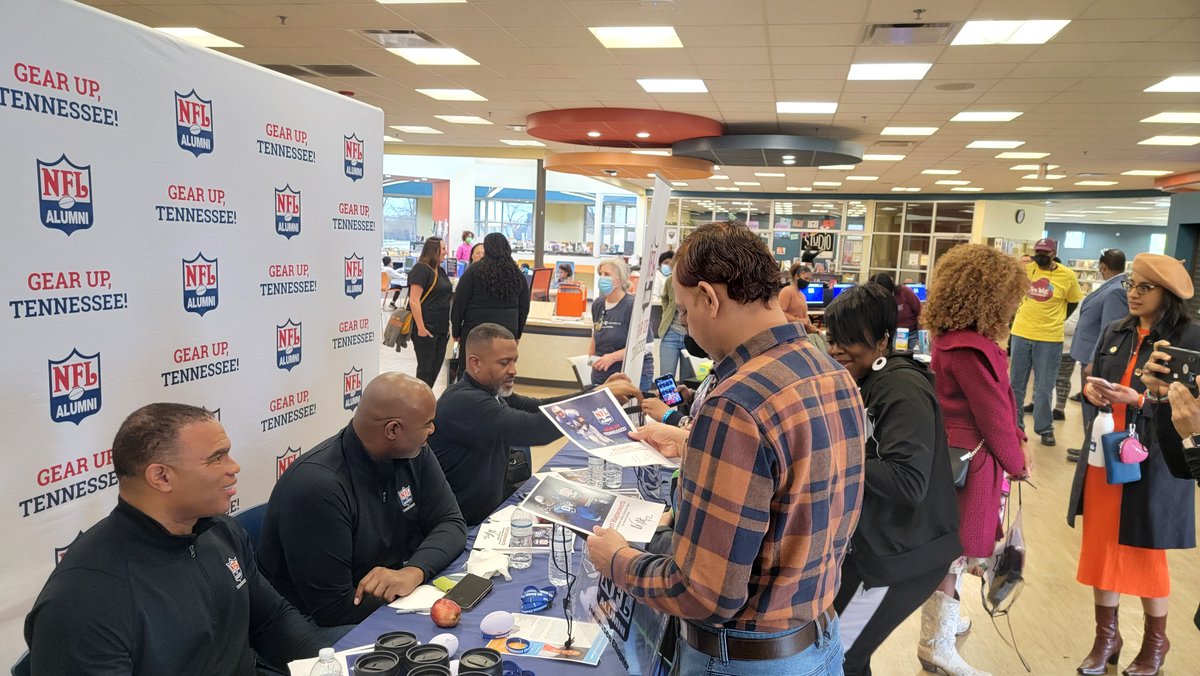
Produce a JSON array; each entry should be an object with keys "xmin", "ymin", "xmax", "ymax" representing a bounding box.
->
[{"xmin": 605, "ymin": 324, "xmax": 865, "ymax": 632}]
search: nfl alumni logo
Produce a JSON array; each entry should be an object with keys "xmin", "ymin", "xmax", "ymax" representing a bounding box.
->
[
  {"xmin": 344, "ymin": 367, "xmax": 363, "ymax": 411},
  {"xmin": 54, "ymin": 531, "xmax": 84, "ymax": 566},
  {"xmin": 593, "ymin": 407, "xmax": 613, "ymax": 426},
  {"xmin": 274, "ymin": 185, "xmax": 301, "ymax": 239},
  {"xmin": 344, "ymin": 134, "xmax": 364, "ymax": 181},
  {"xmin": 182, "ymin": 253, "xmax": 219, "ymax": 316},
  {"xmin": 175, "ymin": 90, "xmax": 214, "ymax": 156},
  {"xmin": 344, "ymin": 254, "xmax": 364, "ymax": 299},
  {"xmin": 277, "ymin": 447, "xmax": 301, "ymax": 479},
  {"xmin": 225, "ymin": 557, "xmax": 246, "ymax": 588},
  {"xmin": 48, "ymin": 349, "xmax": 101, "ymax": 425},
  {"xmin": 398, "ymin": 485, "xmax": 414, "ymax": 511},
  {"xmin": 276, "ymin": 319, "xmax": 302, "ymax": 371},
  {"xmin": 37, "ymin": 155, "xmax": 93, "ymax": 236}
]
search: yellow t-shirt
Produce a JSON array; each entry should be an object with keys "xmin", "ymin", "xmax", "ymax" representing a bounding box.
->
[{"xmin": 1011, "ymin": 262, "xmax": 1084, "ymax": 342}]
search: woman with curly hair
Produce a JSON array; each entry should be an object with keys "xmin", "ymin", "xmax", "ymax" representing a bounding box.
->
[
  {"xmin": 451, "ymin": 233, "xmax": 530, "ymax": 370},
  {"xmin": 916, "ymin": 244, "xmax": 1034, "ymax": 676}
]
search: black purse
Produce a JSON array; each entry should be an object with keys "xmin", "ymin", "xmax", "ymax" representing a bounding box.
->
[{"xmin": 949, "ymin": 439, "xmax": 985, "ymax": 489}]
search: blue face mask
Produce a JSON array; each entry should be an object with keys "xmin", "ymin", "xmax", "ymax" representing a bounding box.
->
[
  {"xmin": 598, "ymin": 277, "xmax": 615, "ymax": 295},
  {"xmin": 660, "ymin": 264, "xmax": 672, "ymax": 276}
]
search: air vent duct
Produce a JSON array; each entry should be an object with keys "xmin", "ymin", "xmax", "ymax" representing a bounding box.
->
[{"xmin": 863, "ymin": 23, "xmax": 956, "ymax": 45}]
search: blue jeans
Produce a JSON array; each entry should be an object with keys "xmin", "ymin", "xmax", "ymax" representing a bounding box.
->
[
  {"xmin": 674, "ymin": 616, "xmax": 843, "ymax": 676},
  {"xmin": 1009, "ymin": 335, "xmax": 1063, "ymax": 435},
  {"xmin": 659, "ymin": 328, "xmax": 695, "ymax": 381}
]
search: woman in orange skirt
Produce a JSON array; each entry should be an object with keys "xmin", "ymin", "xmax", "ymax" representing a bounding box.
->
[{"xmin": 1070, "ymin": 253, "xmax": 1200, "ymax": 676}]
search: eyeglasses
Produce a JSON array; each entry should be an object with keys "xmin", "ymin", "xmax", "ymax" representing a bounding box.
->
[{"xmin": 1121, "ymin": 279, "xmax": 1159, "ymax": 296}]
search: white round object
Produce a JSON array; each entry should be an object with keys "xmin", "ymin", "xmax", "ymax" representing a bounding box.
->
[
  {"xmin": 430, "ymin": 633, "xmax": 459, "ymax": 658},
  {"xmin": 195, "ymin": 285, "xmax": 208, "ymax": 295},
  {"xmin": 68, "ymin": 387, "xmax": 84, "ymax": 401},
  {"xmin": 58, "ymin": 196, "xmax": 75, "ymax": 209},
  {"xmin": 479, "ymin": 610, "xmax": 515, "ymax": 639},
  {"xmin": 189, "ymin": 123, "xmax": 201, "ymax": 135}
]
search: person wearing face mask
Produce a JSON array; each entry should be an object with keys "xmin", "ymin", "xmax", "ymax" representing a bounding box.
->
[
  {"xmin": 1009, "ymin": 238, "xmax": 1084, "ymax": 447},
  {"xmin": 590, "ymin": 257, "xmax": 655, "ymax": 390},
  {"xmin": 657, "ymin": 251, "xmax": 696, "ymax": 382},
  {"xmin": 779, "ymin": 263, "xmax": 820, "ymax": 333},
  {"xmin": 454, "ymin": 230, "xmax": 475, "ymax": 264},
  {"xmin": 650, "ymin": 250, "xmax": 673, "ymax": 340}
]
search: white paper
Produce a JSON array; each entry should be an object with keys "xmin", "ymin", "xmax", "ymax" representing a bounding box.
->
[
  {"xmin": 539, "ymin": 389, "xmax": 678, "ymax": 467},
  {"xmin": 483, "ymin": 613, "xmax": 608, "ymax": 666},
  {"xmin": 519, "ymin": 474, "xmax": 664, "ymax": 543},
  {"xmin": 386, "ymin": 584, "xmax": 445, "ymax": 612}
]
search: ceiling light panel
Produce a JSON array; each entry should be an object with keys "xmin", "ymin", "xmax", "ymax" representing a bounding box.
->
[
  {"xmin": 845, "ymin": 176, "xmax": 878, "ymax": 181},
  {"xmin": 1139, "ymin": 136, "xmax": 1200, "ymax": 146},
  {"xmin": 390, "ymin": 125, "xmax": 443, "ymax": 134},
  {"xmin": 637, "ymin": 79, "xmax": 708, "ymax": 93},
  {"xmin": 1144, "ymin": 76, "xmax": 1200, "ymax": 93},
  {"xmin": 967, "ymin": 140, "xmax": 1024, "ymax": 149},
  {"xmin": 950, "ymin": 111, "xmax": 1023, "ymax": 122},
  {"xmin": 1075, "ymin": 180, "xmax": 1118, "ymax": 186},
  {"xmin": 434, "ymin": 115, "xmax": 492, "ymax": 125},
  {"xmin": 776, "ymin": 101, "xmax": 838, "ymax": 114},
  {"xmin": 996, "ymin": 152, "xmax": 1050, "ymax": 159},
  {"xmin": 733, "ymin": 181, "xmax": 761, "ymax": 186},
  {"xmin": 1010, "ymin": 164, "xmax": 1059, "ymax": 171},
  {"xmin": 588, "ymin": 26, "xmax": 682, "ymax": 49},
  {"xmin": 848, "ymin": 63, "xmax": 932, "ymax": 80},
  {"xmin": 155, "ymin": 27, "xmax": 242, "ymax": 48},
  {"xmin": 882, "ymin": 126, "xmax": 939, "ymax": 136},
  {"xmin": 950, "ymin": 186, "xmax": 984, "ymax": 192},
  {"xmin": 1021, "ymin": 174, "xmax": 1066, "ymax": 180},
  {"xmin": 864, "ymin": 154, "xmax": 906, "ymax": 161},
  {"xmin": 1016, "ymin": 186, "xmax": 1054, "ymax": 192},
  {"xmin": 1121, "ymin": 170, "xmax": 1172, "ymax": 176},
  {"xmin": 819, "ymin": 165, "xmax": 856, "ymax": 171},
  {"xmin": 935, "ymin": 180, "xmax": 971, "ymax": 185},
  {"xmin": 500, "ymin": 139, "xmax": 545, "ymax": 146},
  {"xmin": 631, "ymin": 149, "xmax": 671, "ymax": 156},
  {"xmin": 922, "ymin": 169, "xmax": 961, "ymax": 175},
  {"xmin": 416, "ymin": 88, "xmax": 486, "ymax": 101},
  {"xmin": 951, "ymin": 20, "xmax": 1070, "ymax": 46},
  {"xmin": 1141, "ymin": 112, "xmax": 1200, "ymax": 124},
  {"xmin": 389, "ymin": 48, "xmax": 479, "ymax": 65},
  {"xmin": 813, "ymin": 181, "xmax": 843, "ymax": 187}
]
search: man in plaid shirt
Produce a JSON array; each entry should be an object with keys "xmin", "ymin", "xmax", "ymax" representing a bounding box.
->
[{"xmin": 587, "ymin": 222, "xmax": 865, "ymax": 674}]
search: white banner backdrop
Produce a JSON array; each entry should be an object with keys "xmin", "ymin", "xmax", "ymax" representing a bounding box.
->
[
  {"xmin": 0, "ymin": 0, "xmax": 382, "ymax": 662},
  {"xmin": 623, "ymin": 178, "xmax": 672, "ymax": 383}
]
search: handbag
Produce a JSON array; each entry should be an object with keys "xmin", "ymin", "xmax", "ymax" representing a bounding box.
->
[
  {"xmin": 949, "ymin": 439, "xmax": 985, "ymax": 489},
  {"xmin": 1101, "ymin": 421, "xmax": 1144, "ymax": 485},
  {"xmin": 394, "ymin": 264, "xmax": 437, "ymax": 337}
]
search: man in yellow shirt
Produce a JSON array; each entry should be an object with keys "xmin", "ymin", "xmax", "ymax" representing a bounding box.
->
[{"xmin": 1010, "ymin": 238, "xmax": 1084, "ymax": 447}]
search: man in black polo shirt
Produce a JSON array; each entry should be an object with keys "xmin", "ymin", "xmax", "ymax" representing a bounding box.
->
[
  {"xmin": 429, "ymin": 323, "xmax": 642, "ymax": 525},
  {"xmin": 259, "ymin": 373, "xmax": 467, "ymax": 627},
  {"xmin": 24, "ymin": 404, "xmax": 324, "ymax": 675}
]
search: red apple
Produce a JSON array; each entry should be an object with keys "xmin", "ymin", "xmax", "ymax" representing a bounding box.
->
[{"xmin": 430, "ymin": 598, "xmax": 461, "ymax": 628}]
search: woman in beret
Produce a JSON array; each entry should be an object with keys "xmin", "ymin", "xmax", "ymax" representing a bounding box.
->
[{"xmin": 1069, "ymin": 253, "xmax": 1200, "ymax": 676}]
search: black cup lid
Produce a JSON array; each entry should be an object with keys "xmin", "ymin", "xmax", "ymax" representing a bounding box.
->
[
  {"xmin": 459, "ymin": 648, "xmax": 501, "ymax": 667},
  {"xmin": 406, "ymin": 665, "xmax": 451, "ymax": 675},
  {"xmin": 354, "ymin": 651, "xmax": 399, "ymax": 672},
  {"xmin": 405, "ymin": 644, "xmax": 449, "ymax": 664},
  {"xmin": 375, "ymin": 631, "xmax": 418, "ymax": 648}
]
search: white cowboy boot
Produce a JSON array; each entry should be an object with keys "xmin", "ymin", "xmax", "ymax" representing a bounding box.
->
[{"xmin": 917, "ymin": 591, "xmax": 991, "ymax": 676}]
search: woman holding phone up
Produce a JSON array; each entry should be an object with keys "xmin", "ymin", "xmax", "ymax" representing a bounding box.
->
[{"xmin": 1069, "ymin": 253, "xmax": 1200, "ymax": 676}]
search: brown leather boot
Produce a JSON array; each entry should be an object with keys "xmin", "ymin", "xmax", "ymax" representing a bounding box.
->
[
  {"xmin": 1078, "ymin": 605, "xmax": 1122, "ymax": 674},
  {"xmin": 1122, "ymin": 614, "xmax": 1170, "ymax": 676}
]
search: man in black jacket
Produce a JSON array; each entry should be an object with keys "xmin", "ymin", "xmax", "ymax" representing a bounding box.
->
[
  {"xmin": 259, "ymin": 373, "xmax": 467, "ymax": 627},
  {"xmin": 24, "ymin": 403, "xmax": 324, "ymax": 675},
  {"xmin": 430, "ymin": 323, "xmax": 642, "ymax": 525}
]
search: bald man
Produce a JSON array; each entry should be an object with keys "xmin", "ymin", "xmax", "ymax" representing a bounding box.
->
[{"xmin": 259, "ymin": 373, "xmax": 467, "ymax": 627}]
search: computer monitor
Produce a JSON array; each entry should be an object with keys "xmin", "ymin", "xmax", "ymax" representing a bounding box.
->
[
  {"xmin": 456, "ymin": 260, "xmax": 467, "ymax": 277},
  {"xmin": 404, "ymin": 256, "xmax": 416, "ymax": 270},
  {"xmin": 530, "ymin": 267, "xmax": 553, "ymax": 302},
  {"xmin": 906, "ymin": 283, "xmax": 927, "ymax": 302},
  {"xmin": 802, "ymin": 283, "xmax": 825, "ymax": 306},
  {"xmin": 831, "ymin": 283, "xmax": 854, "ymax": 298}
]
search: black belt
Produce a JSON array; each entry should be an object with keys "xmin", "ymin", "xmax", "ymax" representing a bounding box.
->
[{"xmin": 680, "ymin": 609, "xmax": 835, "ymax": 661}]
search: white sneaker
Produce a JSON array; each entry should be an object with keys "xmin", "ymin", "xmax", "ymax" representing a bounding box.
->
[{"xmin": 917, "ymin": 591, "xmax": 991, "ymax": 676}]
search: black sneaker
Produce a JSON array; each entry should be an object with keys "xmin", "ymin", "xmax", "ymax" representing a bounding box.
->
[
  {"xmin": 1066, "ymin": 448, "xmax": 1080, "ymax": 463},
  {"xmin": 1023, "ymin": 403, "xmax": 1033, "ymax": 414},
  {"xmin": 1040, "ymin": 432, "xmax": 1056, "ymax": 447},
  {"xmin": 1053, "ymin": 409, "xmax": 1065, "ymax": 421}
]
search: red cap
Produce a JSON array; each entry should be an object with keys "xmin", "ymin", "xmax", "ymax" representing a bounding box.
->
[{"xmin": 1033, "ymin": 238, "xmax": 1057, "ymax": 253}]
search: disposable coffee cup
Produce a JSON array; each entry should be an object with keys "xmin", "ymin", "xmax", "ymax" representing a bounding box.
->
[
  {"xmin": 403, "ymin": 643, "xmax": 450, "ymax": 671},
  {"xmin": 353, "ymin": 650, "xmax": 401, "ymax": 676},
  {"xmin": 374, "ymin": 631, "xmax": 418, "ymax": 661},
  {"xmin": 458, "ymin": 647, "xmax": 503, "ymax": 676}
]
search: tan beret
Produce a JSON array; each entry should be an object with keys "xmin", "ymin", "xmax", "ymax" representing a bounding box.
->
[{"xmin": 1132, "ymin": 253, "xmax": 1194, "ymax": 300}]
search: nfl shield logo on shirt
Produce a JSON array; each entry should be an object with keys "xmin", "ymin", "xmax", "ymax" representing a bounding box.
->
[
  {"xmin": 225, "ymin": 557, "xmax": 246, "ymax": 588},
  {"xmin": 398, "ymin": 485, "xmax": 415, "ymax": 511}
]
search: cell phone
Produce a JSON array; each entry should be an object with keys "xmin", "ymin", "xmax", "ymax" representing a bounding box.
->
[
  {"xmin": 1161, "ymin": 346, "xmax": 1200, "ymax": 393},
  {"xmin": 654, "ymin": 374, "xmax": 684, "ymax": 407},
  {"xmin": 1086, "ymin": 376, "xmax": 1116, "ymax": 391},
  {"xmin": 442, "ymin": 573, "xmax": 493, "ymax": 611}
]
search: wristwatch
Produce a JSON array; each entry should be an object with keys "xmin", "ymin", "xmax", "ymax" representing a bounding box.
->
[{"xmin": 1183, "ymin": 435, "xmax": 1200, "ymax": 449}]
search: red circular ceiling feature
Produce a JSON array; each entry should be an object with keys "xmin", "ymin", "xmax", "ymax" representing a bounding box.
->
[
  {"xmin": 526, "ymin": 108, "xmax": 723, "ymax": 148},
  {"xmin": 544, "ymin": 152, "xmax": 714, "ymax": 181}
]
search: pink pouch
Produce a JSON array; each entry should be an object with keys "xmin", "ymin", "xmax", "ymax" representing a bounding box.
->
[{"xmin": 1120, "ymin": 423, "xmax": 1149, "ymax": 463}]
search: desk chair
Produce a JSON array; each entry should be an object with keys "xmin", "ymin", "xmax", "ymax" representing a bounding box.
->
[
  {"xmin": 11, "ymin": 650, "xmax": 29, "ymax": 676},
  {"xmin": 233, "ymin": 503, "xmax": 268, "ymax": 553}
]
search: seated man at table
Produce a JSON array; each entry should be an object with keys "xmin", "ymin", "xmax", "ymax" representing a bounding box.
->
[
  {"xmin": 24, "ymin": 403, "xmax": 325, "ymax": 675},
  {"xmin": 259, "ymin": 373, "xmax": 467, "ymax": 627},
  {"xmin": 429, "ymin": 322, "xmax": 642, "ymax": 525}
]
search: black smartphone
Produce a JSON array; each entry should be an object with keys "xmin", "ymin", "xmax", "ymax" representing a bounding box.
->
[
  {"xmin": 1161, "ymin": 345, "xmax": 1200, "ymax": 393},
  {"xmin": 442, "ymin": 573, "xmax": 493, "ymax": 611},
  {"xmin": 654, "ymin": 374, "xmax": 684, "ymax": 407}
]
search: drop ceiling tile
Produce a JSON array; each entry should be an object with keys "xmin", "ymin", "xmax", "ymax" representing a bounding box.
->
[
  {"xmin": 763, "ymin": 0, "xmax": 868, "ymax": 23},
  {"xmin": 384, "ymin": 3, "xmax": 496, "ymax": 29},
  {"xmin": 676, "ymin": 25, "xmax": 768, "ymax": 46},
  {"xmin": 691, "ymin": 47, "xmax": 771, "ymax": 65},
  {"xmin": 1081, "ymin": 0, "xmax": 1200, "ymax": 19},
  {"xmin": 769, "ymin": 46, "xmax": 857, "ymax": 65},
  {"xmin": 766, "ymin": 23, "xmax": 863, "ymax": 46}
]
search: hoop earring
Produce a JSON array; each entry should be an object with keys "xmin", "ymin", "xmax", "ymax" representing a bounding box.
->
[{"xmin": 872, "ymin": 356, "xmax": 887, "ymax": 371}]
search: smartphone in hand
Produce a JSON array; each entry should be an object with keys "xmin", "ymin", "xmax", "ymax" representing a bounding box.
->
[
  {"xmin": 1086, "ymin": 376, "xmax": 1116, "ymax": 391},
  {"xmin": 1161, "ymin": 345, "xmax": 1200, "ymax": 393}
]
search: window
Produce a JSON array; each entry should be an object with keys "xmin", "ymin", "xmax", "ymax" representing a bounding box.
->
[
  {"xmin": 601, "ymin": 201, "xmax": 637, "ymax": 255},
  {"xmin": 382, "ymin": 196, "xmax": 417, "ymax": 244},
  {"xmin": 474, "ymin": 199, "xmax": 534, "ymax": 244}
]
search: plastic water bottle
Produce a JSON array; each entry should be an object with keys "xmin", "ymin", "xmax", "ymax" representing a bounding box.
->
[
  {"xmin": 580, "ymin": 540, "xmax": 600, "ymax": 580},
  {"xmin": 548, "ymin": 524, "xmax": 576, "ymax": 587},
  {"xmin": 587, "ymin": 455, "xmax": 606, "ymax": 487},
  {"xmin": 604, "ymin": 461, "xmax": 622, "ymax": 489},
  {"xmin": 509, "ymin": 509, "xmax": 533, "ymax": 570},
  {"xmin": 1088, "ymin": 408, "xmax": 1115, "ymax": 468},
  {"xmin": 309, "ymin": 648, "xmax": 342, "ymax": 675}
]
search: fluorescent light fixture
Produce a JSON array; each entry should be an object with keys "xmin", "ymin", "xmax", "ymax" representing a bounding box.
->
[
  {"xmin": 1139, "ymin": 135, "xmax": 1200, "ymax": 146},
  {"xmin": 1141, "ymin": 112, "xmax": 1200, "ymax": 124},
  {"xmin": 712, "ymin": 165, "xmax": 720, "ymax": 171},
  {"xmin": 1122, "ymin": 169, "xmax": 1172, "ymax": 176},
  {"xmin": 882, "ymin": 126, "xmax": 939, "ymax": 136},
  {"xmin": 389, "ymin": 48, "xmax": 479, "ymax": 65},
  {"xmin": 950, "ymin": 186, "xmax": 984, "ymax": 192},
  {"xmin": 845, "ymin": 176, "xmax": 878, "ymax": 181},
  {"xmin": 754, "ymin": 172, "xmax": 785, "ymax": 177},
  {"xmin": 951, "ymin": 20, "xmax": 1070, "ymax": 46},
  {"xmin": 383, "ymin": 135, "xmax": 405, "ymax": 143},
  {"xmin": 1021, "ymin": 174, "xmax": 1066, "ymax": 180},
  {"xmin": 587, "ymin": 131, "xmax": 602, "ymax": 138},
  {"xmin": 950, "ymin": 111, "xmax": 1023, "ymax": 122},
  {"xmin": 390, "ymin": 125, "xmax": 443, "ymax": 134},
  {"xmin": 922, "ymin": 169, "xmax": 962, "ymax": 175},
  {"xmin": 787, "ymin": 186, "xmax": 812, "ymax": 191},
  {"xmin": 637, "ymin": 78, "xmax": 708, "ymax": 93},
  {"xmin": 864, "ymin": 154, "xmax": 906, "ymax": 161},
  {"xmin": 416, "ymin": 88, "xmax": 486, "ymax": 101},
  {"xmin": 813, "ymin": 181, "xmax": 842, "ymax": 187},
  {"xmin": 434, "ymin": 115, "xmax": 492, "ymax": 125},
  {"xmin": 155, "ymin": 27, "xmax": 242, "ymax": 48},
  {"xmin": 776, "ymin": 101, "xmax": 838, "ymax": 114},
  {"xmin": 1010, "ymin": 164, "xmax": 1059, "ymax": 171},
  {"xmin": 1144, "ymin": 76, "xmax": 1200, "ymax": 93},
  {"xmin": 635, "ymin": 131, "xmax": 651, "ymax": 138},
  {"xmin": 588, "ymin": 26, "xmax": 682, "ymax": 49},
  {"xmin": 500, "ymin": 139, "xmax": 546, "ymax": 146},
  {"xmin": 781, "ymin": 155, "xmax": 796, "ymax": 160},
  {"xmin": 891, "ymin": 187, "xmax": 921, "ymax": 192},
  {"xmin": 1016, "ymin": 186, "xmax": 1054, "ymax": 192},
  {"xmin": 848, "ymin": 63, "xmax": 932, "ymax": 80},
  {"xmin": 1075, "ymin": 180, "xmax": 1119, "ymax": 186},
  {"xmin": 810, "ymin": 209, "xmax": 829, "ymax": 213},
  {"xmin": 710, "ymin": 174, "xmax": 729, "ymax": 180},
  {"xmin": 967, "ymin": 140, "xmax": 1024, "ymax": 149},
  {"xmin": 733, "ymin": 181, "xmax": 761, "ymax": 186},
  {"xmin": 782, "ymin": 159, "xmax": 796, "ymax": 165},
  {"xmin": 672, "ymin": 182, "xmax": 688, "ymax": 187},
  {"xmin": 631, "ymin": 149, "xmax": 671, "ymax": 156},
  {"xmin": 819, "ymin": 165, "xmax": 856, "ymax": 171},
  {"xmin": 935, "ymin": 180, "xmax": 971, "ymax": 185},
  {"xmin": 996, "ymin": 151, "xmax": 1050, "ymax": 159},
  {"xmin": 714, "ymin": 186, "xmax": 740, "ymax": 191}
]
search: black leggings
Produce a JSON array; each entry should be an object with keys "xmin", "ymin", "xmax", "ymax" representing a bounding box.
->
[
  {"xmin": 833, "ymin": 555, "xmax": 948, "ymax": 676},
  {"xmin": 412, "ymin": 331, "xmax": 449, "ymax": 388}
]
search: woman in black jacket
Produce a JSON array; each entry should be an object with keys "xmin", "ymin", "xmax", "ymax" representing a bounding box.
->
[
  {"xmin": 450, "ymin": 233, "xmax": 530, "ymax": 373},
  {"xmin": 825, "ymin": 284, "xmax": 962, "ymax": 676}
]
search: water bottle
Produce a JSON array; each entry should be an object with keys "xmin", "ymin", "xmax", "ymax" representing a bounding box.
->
[
  {"xmin": 1088, "ymin": 407, "xmax": 1114, "ymax": 468},
  {"xmin": 580, "ymin": 539, "xmax": 600, "ymax": 580},
  {"xmin": 587, "ymin": 455, "xmax": 606, "ymax": 487},
  {"xmin": 509, "ymin": 509, "xmax": 533, "ymax": 570},
  {"xmin": 603, "ymin": 461, "xmax": 622, "ymax": 489},
  {"xmin": 309, "ymin": 648, "xmax": 342, "ymax": 675},
  {"xmin": 548, "ymin": 524, "xmax": 576, "ymax": 587}
]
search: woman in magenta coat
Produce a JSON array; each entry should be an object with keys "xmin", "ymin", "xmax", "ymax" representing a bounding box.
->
[{"xmin": 919, "ymin": 244, "xmax": 1034, "ymax": 676}]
